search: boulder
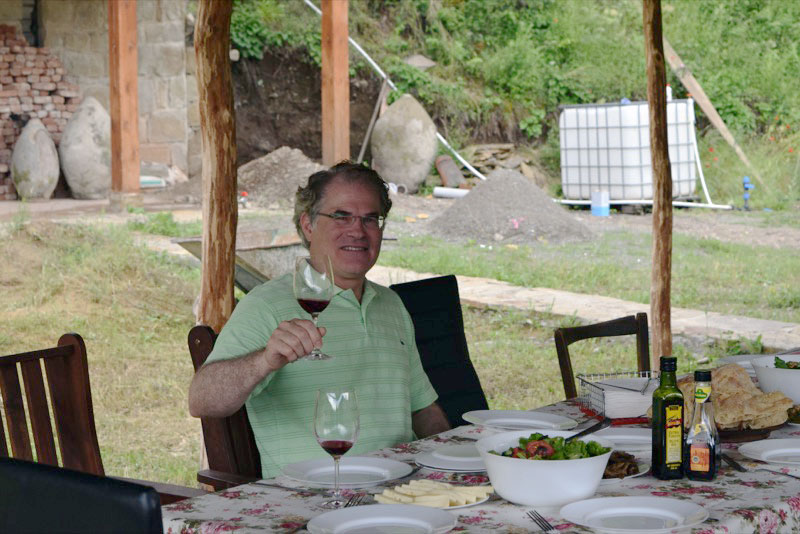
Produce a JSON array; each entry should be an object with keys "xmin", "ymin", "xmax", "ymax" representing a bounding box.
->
[
  {"xmin": 11, "ymin": 119, "xmax": 59, "ymax": 200},
  {"xmin": 59, "ymin": 97, "xmax": 111, "ymax": 199},
  {"xmin": 370, "ymin": 94, "xmax": 437, "ymax": 193}
]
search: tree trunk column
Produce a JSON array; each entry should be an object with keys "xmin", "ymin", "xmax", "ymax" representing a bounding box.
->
[
  {"xmin": 643, "ymin": 0, "xmax": 673, "ymax": 366},
  {"xmin": 195, "ymin": 0, "xmax": 237, "ymax": 333}
]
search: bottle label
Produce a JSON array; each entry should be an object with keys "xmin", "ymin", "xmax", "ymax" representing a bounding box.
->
[
  {"xmin": 665, "ymin": 405, "xmax": 683, "ymax": 465},
  {"xmin": 690, "ymin": 445, "xmax": 710, "ymax": 472},
  {"xmin": 695, "ymin": 385, "xmax": 711, "ymax": 403}
]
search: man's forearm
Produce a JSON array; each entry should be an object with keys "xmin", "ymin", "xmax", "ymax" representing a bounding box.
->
[
  {"xmin": 412, "ymin": 402, "xmax": 451, "ymax": 438},
  {"xmin": 188, "ymin": 350, "xmax": 272, "ymax": 418}
]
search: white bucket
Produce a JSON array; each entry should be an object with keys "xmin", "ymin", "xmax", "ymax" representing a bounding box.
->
[{"xmin": 591, "ymin": 191, "xmax": 610, "ymax": 216}]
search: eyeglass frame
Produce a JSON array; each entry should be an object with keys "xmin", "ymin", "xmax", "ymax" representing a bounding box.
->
[{"xmin": 316, "ymin": 211, "xmax": 386, "ymax": 230}]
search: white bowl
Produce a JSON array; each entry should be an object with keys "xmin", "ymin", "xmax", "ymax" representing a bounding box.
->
[
  {"xmin": 475, "ymin": 429, "xmax": 612, "ymax": 507},
  {"xmin": 752, "ymin": 354, "xmax": 800, "ymax": 403}
]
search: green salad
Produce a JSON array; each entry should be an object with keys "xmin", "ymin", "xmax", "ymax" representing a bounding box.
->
[
  {"xmin": 775, "ymin": 357, "xmax": 800, "ymax": 369},
  {"xmin": 490, "ymin": 432, "xmax": 610, "ymax": 460}
]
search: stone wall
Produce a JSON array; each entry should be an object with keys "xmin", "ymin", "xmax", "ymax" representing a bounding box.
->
[{"xmin": 40, "ymin": 0, "xmax": 190, "ymax": 173}]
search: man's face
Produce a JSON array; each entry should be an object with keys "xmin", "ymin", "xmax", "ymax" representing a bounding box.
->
[{"xmin": 300, "ymin": 177, "xmax": 383, "ymax": 294}]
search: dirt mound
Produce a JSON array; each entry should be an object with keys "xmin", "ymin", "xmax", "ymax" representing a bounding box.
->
[
  {"xmin": 432, "ymin": 169, "xmax": 594, "ymax": 245},
  {"xmin": 237, "ymin": 146, "xmax": 325, "ymax": 209}
]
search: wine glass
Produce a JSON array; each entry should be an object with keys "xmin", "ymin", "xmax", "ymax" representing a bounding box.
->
[
  {"xmin": 293, "ymin": 256, "xmax": 334, "ymax": 360},
  {"xmin": 313, "ymin": 387, "xmax": 359, "ymax": 508}
]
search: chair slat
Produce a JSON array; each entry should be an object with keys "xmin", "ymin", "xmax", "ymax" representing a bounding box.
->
[
  {"xmin": 19, "ymin": 359, "xmax": 58, "ymax": 466},
  {"xmin": 0, "ymin": 408, "xmax": 7, "ymax": 457},
  {"xmin": 0, "ymin": 363, "xmax": 33, "ymax": 460}
]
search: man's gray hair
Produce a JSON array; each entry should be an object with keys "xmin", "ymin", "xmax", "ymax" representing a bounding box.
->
[{"xmin": 293, "ymin": 161, "xmax": 392, "ymax": 248}]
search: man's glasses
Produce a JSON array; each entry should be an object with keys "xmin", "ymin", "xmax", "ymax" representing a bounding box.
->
[{"xmin": 318, "ymin": 211, "xmax": 386, "ymax": 230}]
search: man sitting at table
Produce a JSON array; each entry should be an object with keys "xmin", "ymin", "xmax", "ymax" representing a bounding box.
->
[{"xmin": 188, "ymin": 161, "xmax": 451, "ymax": 478}]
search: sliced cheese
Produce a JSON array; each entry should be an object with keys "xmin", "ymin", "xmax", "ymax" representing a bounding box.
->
[{"xmin": 376, "ymin": 481, "xmax": 493, "ymax": 508}]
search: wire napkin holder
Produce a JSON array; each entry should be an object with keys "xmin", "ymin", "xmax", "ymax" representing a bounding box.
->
[{"xmin": 577, "ymin": 370, "xmax": 656, "ymax": 423}]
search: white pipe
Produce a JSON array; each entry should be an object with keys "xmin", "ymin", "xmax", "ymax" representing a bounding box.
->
[
  {"xmin": 556, "ymin": 199, "xmax": 732, "ymax": 210},
  {"xmin": 302, "ymin": 0, "xmax": 485, "ymax": 180},
  {"xmin": 433, "ymin": 186, "xmax": 470, "ymax": 199}
]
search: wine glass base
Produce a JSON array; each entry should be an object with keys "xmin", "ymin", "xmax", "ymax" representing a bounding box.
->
[
  {"xmin": 305, "ymin": 351, "xmax": 333, "ymax": 361},
  {"xmin": 319, "ymin": 498, "xmax": 347, "ymax": 509}
]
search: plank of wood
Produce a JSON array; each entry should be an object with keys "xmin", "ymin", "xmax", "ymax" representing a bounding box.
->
[
  {"xmin": 644, "ymin": 0, "xmax": 673, "ymax": 364},
  {"xmin": 321, "ymin": 0, "xmax": 350, "ymax": 165},
  {"xmin": 108, "ymin": 0, "xmax": 140, "ymax": 194},
  {"xmin": 195, "ymin": 0, "xmax": 237, "ymax": 333},
  {"xmin": 662, "ymin": 38, "xmax": 762, "ymax": 187}
]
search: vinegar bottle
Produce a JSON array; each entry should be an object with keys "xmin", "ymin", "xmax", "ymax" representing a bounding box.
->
[
  {"xmin": 684, "ymin": 370, "xmax": 719, "ymax": 480},
  {"xmin": 652, "ymin": 356, "xmax": 684, "ymax": 479}
]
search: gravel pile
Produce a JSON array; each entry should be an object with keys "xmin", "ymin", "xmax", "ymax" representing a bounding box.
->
[
  {"xmin": 432, "ymin": 169, "xmax": 594, "ymax": 245},
  {"xmin": 237, "ymin": 146, "xmax": 324, "ymax": 209}
]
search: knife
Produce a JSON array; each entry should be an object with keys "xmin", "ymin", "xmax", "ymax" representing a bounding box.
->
[
  {"xmin": 566, "ymin": 417, "xmax": 612, "ymax": 443},
  {"xmin": 721, "ymin": 453, "xmax": 747, "ymax": 472}
]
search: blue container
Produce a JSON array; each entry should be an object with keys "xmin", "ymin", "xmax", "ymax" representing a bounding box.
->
[{"xmin": 591, "ymin": 191, "xmax": 610, "ymax": 216}]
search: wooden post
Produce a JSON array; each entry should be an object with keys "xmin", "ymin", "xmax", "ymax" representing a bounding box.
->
[
  {"xmin": 195, "ymin": 0, "xmax": 237, "ymax": 333},
  {"xmin": 321, "ymin": 0, "xmax": 349, "ymax": 165},
  {"xmin": 108, "ymin": 0, "xmax": 140, "ymax": 201},
  {"xmin": 643, "ymin": 0, "xmax": 672, "ymax": 366}
]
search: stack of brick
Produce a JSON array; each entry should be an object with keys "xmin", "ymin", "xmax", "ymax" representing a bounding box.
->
[{"xmin": 0, "ymin": 25, "xmax": 81, "ymax": 200}]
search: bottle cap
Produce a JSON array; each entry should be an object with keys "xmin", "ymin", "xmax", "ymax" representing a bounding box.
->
[
  {"xmin": 660, "ymin": 356, "xmax": 677, "ymax": 371},
  {"xmin": 694, "ymin": 369, "xmax": 711, "ymax": 382}
]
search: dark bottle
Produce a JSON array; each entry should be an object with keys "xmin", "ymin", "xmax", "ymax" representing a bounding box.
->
[
  {"xmin": 684, "ymin": 370, "xmax": 719, "ymax": 480},
  {"xmin": 652, "ymin": 356, "xmax": 684, "ymax": 479}
]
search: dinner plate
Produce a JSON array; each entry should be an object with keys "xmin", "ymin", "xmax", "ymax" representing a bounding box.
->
[
  {"xmin": 307, "ymin": 504, "xmax": 456, "ymax": 534},
  {"xmin": 599, "ymin": 460, "xmax": 651, "ymax": 485},
  {"xmin": 560, "ymin": 496, "xmax": 709, "ymax": 533},
  {"xmin": 594, "ymin": 427, "xmax": 652, "ymax": 451},
  {"xmin": 282, "ymin": 457, "xmax": 413, "ymax": 488},
  {"xmin": 738, "ymin": 438, "xmax": 800, "ymax": 465},
  {"xmin": 462, "ymin": 410, "xmax": 577, "ymax": 431},
  {"xmin": 414, "ymin": 443, "xmax": 486, "ymax": 472}
]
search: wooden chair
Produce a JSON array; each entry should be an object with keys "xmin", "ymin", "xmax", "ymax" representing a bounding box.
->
[
  {"xmin": 0, "ymin": 457, "xmax": 163, "ymax": 534},
  {"xmin": 553, "ymin": 313, "xmax": 650, "ymax": 400},
  {"xmin": 188, "ymin": 325, "xmax": 261, "ymax": 491},
  {"xmin": 0, "ymin": 333, "xmax": 205, "ymax": 505},
  {"xmin": 390, "ymin": 275, "xmax": 490, "ymax": 427}
]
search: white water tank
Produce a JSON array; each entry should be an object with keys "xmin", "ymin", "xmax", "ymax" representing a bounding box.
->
[{"xmin": 559, "ymin": 99, "xmax": 697, "ymax": 201}]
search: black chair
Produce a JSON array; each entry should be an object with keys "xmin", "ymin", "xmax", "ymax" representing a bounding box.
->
[
  {"xmin": 553, "ymin": 313, "xmax": 650, "ymax": 400},
  {"xmin": 0, "ymin": 457, "xmax": 162, "ymax": 534},
  {"xmin": 390, "ymin": 275, "xmax": 489, "ymax": 427}
]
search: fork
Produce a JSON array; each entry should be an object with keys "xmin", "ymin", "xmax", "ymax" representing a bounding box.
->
[
  {"xmin": 527, "ymin": 510, "xmax": 556, "ymax": 532},
  {"xmin": 289, "ymin": 493, "xmax": 365, "ymax": 533}
]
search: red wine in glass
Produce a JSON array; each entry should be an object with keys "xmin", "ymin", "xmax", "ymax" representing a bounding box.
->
[
  {"xmin": 297, "ymin": 298, "xmax": 330, "ymax": 315},
  {"xmin": 319, "ymin": 439, "xmax": 353, "ymax": 457}
]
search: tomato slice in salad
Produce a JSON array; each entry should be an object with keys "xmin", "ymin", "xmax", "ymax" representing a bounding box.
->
[{"xmin": 525, "ymin": 440, "xmax": 555, "ymax": 458}]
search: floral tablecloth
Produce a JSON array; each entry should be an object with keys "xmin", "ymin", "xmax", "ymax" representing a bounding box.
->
[{"xmin": 163, "ymin": 401, "xmax": 800, "ymax": 533}]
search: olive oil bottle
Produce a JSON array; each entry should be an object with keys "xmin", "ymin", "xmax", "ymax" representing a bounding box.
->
[
  {"xmin": 652, "ymin": 356, "xmax": 684, "ymax": 479},
  {"xmin": 684, "ymin": 370, "xmax": 719, "ymax": 480}
]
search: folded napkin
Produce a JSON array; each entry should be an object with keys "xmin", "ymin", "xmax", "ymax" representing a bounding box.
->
[{"xmin": 586, "ymin": 378, "xmax": 658, "ymax": 419}]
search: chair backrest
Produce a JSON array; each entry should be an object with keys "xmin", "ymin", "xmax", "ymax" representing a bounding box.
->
[
  {"xmin": 188, "ymin": 325, "xmax": 261, "ymax": 478},
  {"xmin": 553, "ymin": 313, "xmax": 650, "ymax": 400},
  {"xmin": 0, "ymin": 333, "xmax": 104, "ymax": 475},
  {"xmin": 390, "ymin": 275, "xmax": 490, "ymax": 427},
  {"xmin": 0, "ymin": 457, "xmax": 162, "ymax": 534}
]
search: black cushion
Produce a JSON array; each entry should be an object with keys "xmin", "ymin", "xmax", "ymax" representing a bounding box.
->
[
  {"xmin": 0, "ymin": 458, "xmax": 162, "ymax": 534},
  {"xmin": 390, "ymin": 275, "xmax": 489, "ymax": 427}
]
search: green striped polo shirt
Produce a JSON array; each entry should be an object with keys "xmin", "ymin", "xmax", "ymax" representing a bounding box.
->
[{"xmin": 205, "ymin": 273, "xmax": 438, "ymax": 478}]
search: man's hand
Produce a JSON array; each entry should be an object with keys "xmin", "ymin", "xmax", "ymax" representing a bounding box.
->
[{"xmin": 263, "ymin": 318, "xmax": 327, "ymax": 371}]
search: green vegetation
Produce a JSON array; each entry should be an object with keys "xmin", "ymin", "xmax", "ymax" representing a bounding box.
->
[{"xmin": 126, "ymin": 209, "xmax": 204, "ymax": 238}]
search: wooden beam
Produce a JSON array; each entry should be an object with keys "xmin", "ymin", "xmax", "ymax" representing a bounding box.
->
[
  {"xmin": 195, "ymin": 0, "xmax": 237, "ymax": 333},
  {"xmin": 321, "ymin": 0, "xmax": 349, "ymax": 165},
  {"xmin": 108, "ymin": 0, "xmax": 139, "ymax": 195},
  {"xmin": 643, "ymin": 0, "xmax": 672, "ymax": 365},
  {"xmin": 662, "ymin": 38, "xmax": 763, "ymax": 187}
]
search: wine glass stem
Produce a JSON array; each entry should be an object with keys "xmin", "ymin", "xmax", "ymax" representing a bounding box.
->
[
  {"xmin": 332, "ymin": 456, "xmax": 341, "ymax": 502},
  {"xmin": 311, "ymin": 314, "xmax": 320, "ymax": 354}
]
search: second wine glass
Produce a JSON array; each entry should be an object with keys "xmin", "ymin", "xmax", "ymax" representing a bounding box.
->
[
  {"xmin": 314, "ymin": 387, "xmax": 359, "ymax": 508},
  {"xmin": 293, "ymin": 256, "xmax": 334, "ymax": 360}
]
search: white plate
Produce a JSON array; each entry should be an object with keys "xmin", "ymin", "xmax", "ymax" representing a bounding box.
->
[
  {"xmin": 415, "ymin": 444, "xmax": 486, "ymax": 472},
  {"xmin": 599, "ymin": 460, "xmax": 651, "ymax": 485},
  {"xmin": 594, "ymin": 427, "xmax": 652, "ymax": 451},
  {"xmin": 282, "ymin": 457, "xmax": 413, "ymax": 488},
  {"xmin": 462, "ymin": 410, "xmax": 577, "ymax": 431},
  {"xmin": 446, "ymin": 494, "xmax": 490, "ymax": 510},
  {"xmin": 738, "ymin": 438, "xmax": 800, "ymax": 465},
  {"xmin": 307, "ymin": 504, "xmax": 456, "ymax": 534},
  {"xmin": 560, "ymin": 496, "xmax": 709, "ymax": 533}
]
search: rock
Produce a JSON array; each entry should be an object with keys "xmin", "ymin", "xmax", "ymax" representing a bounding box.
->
[
  {"xmin": 11, "ymin": 119, "xmax": 60, "ymax": 200},
  {"xmin": 370, "ymin": 94, "xmax": 437, "ymax": 193},
  {"xmin": 403, "ymin": 54, "xmax": 437, "ymax": 70},
  {"xmin": 59, "ymin": 97, "xmax": 111, "ymax": 199}
]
